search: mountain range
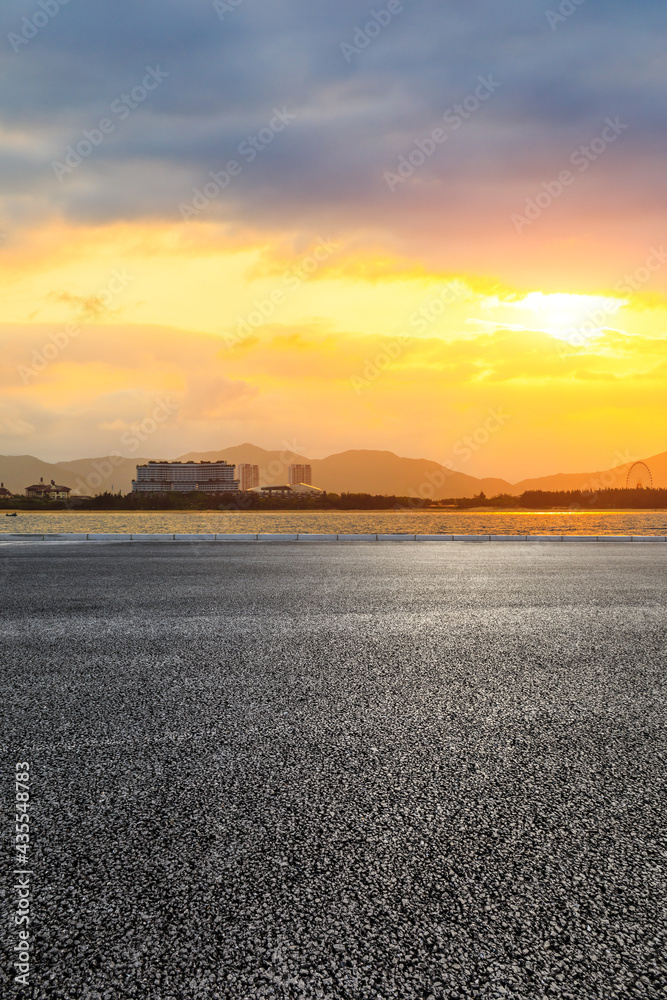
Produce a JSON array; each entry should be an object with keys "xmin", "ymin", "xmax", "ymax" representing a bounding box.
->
[{"xmin": 0, "ymin": 445, "xmax": 664, "ymax": 499}]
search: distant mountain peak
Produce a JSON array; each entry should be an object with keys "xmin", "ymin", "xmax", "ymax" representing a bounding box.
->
[{"xmin": 0, "ymin": 446, "xmax": 664, "ymax": 498}]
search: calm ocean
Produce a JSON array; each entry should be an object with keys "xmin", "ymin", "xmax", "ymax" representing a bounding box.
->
[{"xmin": 0, "ymin": 510, "xmax": 665, "ymax": 535}]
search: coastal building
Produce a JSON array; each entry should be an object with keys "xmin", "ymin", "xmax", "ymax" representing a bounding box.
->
[
  {"xmin": 237, "ymin": 464, "xmax": 260, "ymax": 492},
  {"xmin": 248, "ymin": 483, "xmax": 323, "ymax": 497},
  {"xmin": 132, "ymin": 460, "xmax": 239, "ymax": 494},
  {"xmin": 26, "ymin": 479, "xmax": 50, "ymax": 498},
  {"xmin": 0, "ymin": 483, "xmax": 14, "ymax": 499},
  {"xmin": 289, "ymin": 464, "xmax": 312, "ymax": 485},
  {"xmin": 25, "ymin": 478, "xmax": 72, "ymax": 500}
]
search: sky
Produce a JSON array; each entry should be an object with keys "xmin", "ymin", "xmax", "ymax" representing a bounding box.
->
[{"xmin": 0, "ymin": 0, "xmax": 665, "ymax": 479}]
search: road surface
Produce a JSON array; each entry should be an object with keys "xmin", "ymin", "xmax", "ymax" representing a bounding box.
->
[{"xmin": 1, "ymin": 541, "xmax": 665, "ymax": 999}]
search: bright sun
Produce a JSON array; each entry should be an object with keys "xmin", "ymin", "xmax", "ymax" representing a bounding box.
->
[{"xmin": 516, "ymin": 291, "xmax": 627, "ymax": 344}]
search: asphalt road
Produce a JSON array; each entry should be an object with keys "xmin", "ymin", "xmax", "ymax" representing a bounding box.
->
[{"xmin": 1, "ymin": 542, "xmax": 666, "ymax": 1000}]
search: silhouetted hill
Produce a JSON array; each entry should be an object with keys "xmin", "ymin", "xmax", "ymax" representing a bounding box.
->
[
  {"xmin": 178, "ymin": 447, "xmax": 510, "ymax": 498},
  {"xmin": 0, "ymin": 446, "xmax": 664, "ymax": 499},
  {"xmin": 177, "ymin": 443, "xmax": 311, "ymax": 480},
  {"xmin": 0, "ymin": 455, "xmax": 149, "ymax": 496},
  {"xmin": 512, "ymin": 449, "xmax": 667, "ymax": 494},
  {"xmin": 310, "ymin": 450, "xmax": 511, "ymax": 498}
]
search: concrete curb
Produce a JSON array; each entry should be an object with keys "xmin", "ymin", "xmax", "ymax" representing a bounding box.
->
[{"xmin": 0, "ymin": 533, "xmax": 665, "ymax": 543}]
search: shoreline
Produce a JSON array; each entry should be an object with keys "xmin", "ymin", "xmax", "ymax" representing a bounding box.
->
[{"xmin": 2, "ymin": 508, "xmax": 667, "ymax": 516}]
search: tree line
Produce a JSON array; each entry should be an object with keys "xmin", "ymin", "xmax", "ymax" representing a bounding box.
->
[{"xmin": 1, "ymin": 487, "xmax": 666, "ymax": 511}]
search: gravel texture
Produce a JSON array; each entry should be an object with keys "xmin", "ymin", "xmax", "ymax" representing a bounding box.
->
[{"xmin": 1, "ymin": 541, "xmax": 666, "ymax": 1000}]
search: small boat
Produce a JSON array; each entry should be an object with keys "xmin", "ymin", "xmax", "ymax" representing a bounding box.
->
[{"xmin": 5, "ymin": 512, "xmax": 17, "ymax": 516}]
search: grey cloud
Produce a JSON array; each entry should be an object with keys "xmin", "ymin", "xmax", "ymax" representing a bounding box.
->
[{"xmin": 0, "ymin": 0, "xmax": 665, "ymax": 234}]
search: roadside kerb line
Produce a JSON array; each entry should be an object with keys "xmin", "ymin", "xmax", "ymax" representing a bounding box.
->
[{"xmin": 0, "ymin": 533, "xmax": 665, "ymax": 542}]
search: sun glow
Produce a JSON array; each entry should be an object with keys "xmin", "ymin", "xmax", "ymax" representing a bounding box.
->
[{"xmin": 514, "ymin": 292, "xmax": 627, "ymax": 344}]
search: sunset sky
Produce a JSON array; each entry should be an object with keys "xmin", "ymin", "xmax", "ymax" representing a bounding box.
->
[{"xmin": 0, "ymin": 0, "xmax": 665, "ymax": 479}]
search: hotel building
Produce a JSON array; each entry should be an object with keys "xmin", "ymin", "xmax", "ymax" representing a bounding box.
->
[{"xmin": 132, "ymin": 460, "xmax": 239, "ymax": 494}]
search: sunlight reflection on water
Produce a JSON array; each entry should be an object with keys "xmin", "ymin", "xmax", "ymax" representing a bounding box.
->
[{"xmin": 1, "ymin": 510, "xmax": 665, "ymax": 535}]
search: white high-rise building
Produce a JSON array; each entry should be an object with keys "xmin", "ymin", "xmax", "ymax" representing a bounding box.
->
[
  {"xmin": 237, "ymin": 464, "xmax": 260, "ymax": 491},
  {"xmin": 132, "ymin": 460, "xmax": 239, "ymax": 493},
  {"xmin": 289, "ymin": 464, "xmax": 312, "ymax": 485}
]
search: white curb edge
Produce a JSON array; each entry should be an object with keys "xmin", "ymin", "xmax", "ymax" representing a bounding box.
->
[{"xmin": 0, "ymin": 533, "xmax": 665, "ymax": 543}]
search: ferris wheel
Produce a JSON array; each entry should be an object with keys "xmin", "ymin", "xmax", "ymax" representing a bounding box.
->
[{"xmin": 625, "ymin": 461, "xmax": 653, "ymax": 489}]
